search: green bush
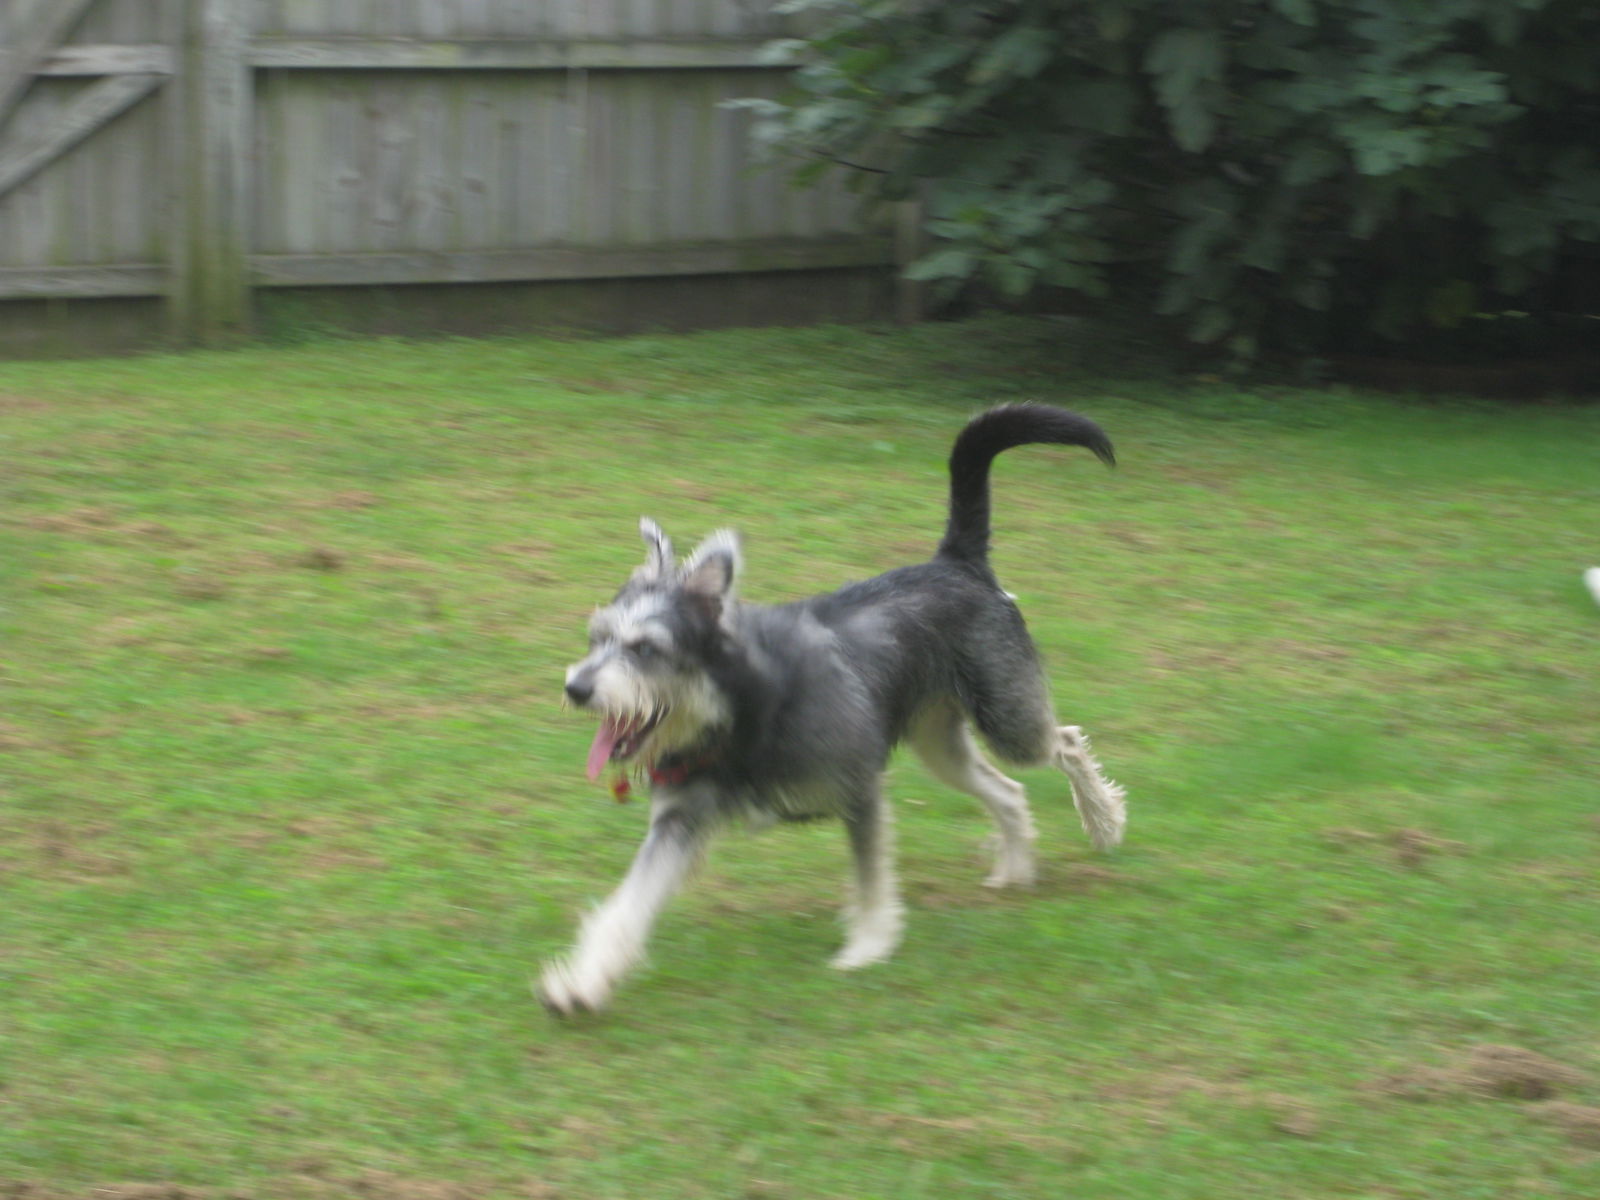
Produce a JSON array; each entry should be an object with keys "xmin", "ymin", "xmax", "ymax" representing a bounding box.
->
[{"xmin": 747, "ymin": 0, "xmax": 1600, "ymax": 360}]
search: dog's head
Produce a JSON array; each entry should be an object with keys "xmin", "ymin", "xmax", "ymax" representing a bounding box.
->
[{"xmin": 564, "ymin": 518, "xmax": 739, "ymax": 779}]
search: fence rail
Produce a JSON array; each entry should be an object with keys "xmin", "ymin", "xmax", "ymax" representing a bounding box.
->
[{"xmin": 0, "ymin": 0, "xmax": 894, "ymax": 351}]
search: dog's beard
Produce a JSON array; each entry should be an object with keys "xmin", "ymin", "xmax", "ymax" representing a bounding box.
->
[
  {"xmin": 586, "ymin": 708, "xmax": 664, "ymax": 780},
  {"xmin": 580, "ymin": 669, "xmax": 728, "ymax": 780}
]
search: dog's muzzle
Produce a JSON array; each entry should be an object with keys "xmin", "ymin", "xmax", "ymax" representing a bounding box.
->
[{"xmin": 585, "ymin": 710, "xmax": 664, "ymax": 781}]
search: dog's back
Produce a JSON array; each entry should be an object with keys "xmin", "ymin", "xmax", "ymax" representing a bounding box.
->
[
  {"xmin": 798, "ymin": 559, "xmax": 1050, "ymax": 764},
  {"xmin": 805, "ymin": 401, "xmax": 1117, "ymax": 746},
  {"xmin": 721, "ymin": 560, "xmax": 1022, "ymax": 800},
  {"xmin": 708, "ymin": 404, "xmax": 1119, "ymax": 812}
]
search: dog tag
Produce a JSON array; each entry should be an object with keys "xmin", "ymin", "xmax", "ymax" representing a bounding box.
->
[{"xmin": 610, "ymin": 774, "xmax": 632, "ymax": 803}]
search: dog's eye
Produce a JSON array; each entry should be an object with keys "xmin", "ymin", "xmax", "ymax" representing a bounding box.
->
[{"xmin": 629, "ymin": 641, "xmax": 660, "ymax": 661}]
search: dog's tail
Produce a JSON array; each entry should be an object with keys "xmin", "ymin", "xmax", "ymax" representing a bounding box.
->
[{"xmin": 938, "ymin": 403, "xmax": 1115, "ymax": 565}]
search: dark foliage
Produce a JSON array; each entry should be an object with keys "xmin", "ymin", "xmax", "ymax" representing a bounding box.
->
[{"xmin": 742, "ymin": 0, "xmax": 1600, "ymax": 361}]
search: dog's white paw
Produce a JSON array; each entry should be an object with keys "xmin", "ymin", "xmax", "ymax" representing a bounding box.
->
[
  {"xmin": 830, "ymin": 943, "xmax": 893, "ymax": 971},
  {"xmin": 983, "ymin": 854, "xmax": 1037, "ymax": 889},
  {"xmin": 830, "ymin": 904, "xmax": 904, "ymax": 970},
  {"xmin": 979, "ymin": 833, "xmax": 1036, "ymax": 888},
  {"xmin": 536, "ymin": 959, "xmax": 612, "ymax": 1017}
]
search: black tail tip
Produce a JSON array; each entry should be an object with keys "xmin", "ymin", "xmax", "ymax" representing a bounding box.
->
[{"xmin": 985, "ymin": 402, "xmax": 1117, "ymax": 467}]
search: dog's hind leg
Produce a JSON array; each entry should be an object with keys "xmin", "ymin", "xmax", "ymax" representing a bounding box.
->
[
  {"xmin": 909, "ymin": 700, "xmax": 1037, "ymax": 888},
  {"xmin": 1053, "ymin": 725, "xmax": 1126, "ymax": 851},
  {"xmin": 832, "ymin": 781, "xmax": 905, "ymax": 970},
  {"xmin": 538, "ymin": 802, "xmax": 708, "ymax": 1015}
]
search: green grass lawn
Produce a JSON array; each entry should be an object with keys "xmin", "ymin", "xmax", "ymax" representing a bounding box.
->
[{"xmin": 2, "ymin": 317, "xmax": 1597, "ymax": 1199}]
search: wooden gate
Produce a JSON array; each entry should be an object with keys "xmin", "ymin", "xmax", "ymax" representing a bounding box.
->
[
  {"xmin": 0, "ymin": 1, "xmax": 164, "ymax": 197},
  {"xmin": 0, "ymin": 0, "xmax": 196, "ymax": 331}
]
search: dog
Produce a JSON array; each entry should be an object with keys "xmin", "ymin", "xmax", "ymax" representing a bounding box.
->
[{"xmin": 539, "ymin": 403, "xmax": 1127, "ymax": 1015}]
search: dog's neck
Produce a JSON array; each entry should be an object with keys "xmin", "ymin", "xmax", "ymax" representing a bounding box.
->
[{"xmin": 648, "ymin": 742, "xmax": 723, "ymax": 788}]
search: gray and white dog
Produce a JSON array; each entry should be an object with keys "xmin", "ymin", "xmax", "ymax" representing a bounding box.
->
[{"xmin": 540, "ymin": 403, "xmax": 1127, "ymax": 1015}]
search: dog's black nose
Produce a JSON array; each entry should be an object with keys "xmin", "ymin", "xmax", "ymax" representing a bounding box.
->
[{"xmin": 565, "ymin": 678, "xmax": 593, "ymax": 705}]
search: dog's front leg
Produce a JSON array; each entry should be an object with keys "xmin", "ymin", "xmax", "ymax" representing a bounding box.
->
[
  {"xmin": 832, "ymin": 783, "xmax": 905, "ymax": 970},
  {"xmin": 539, "ymin": 804, "xmax": 707, "ymax": 1015}
]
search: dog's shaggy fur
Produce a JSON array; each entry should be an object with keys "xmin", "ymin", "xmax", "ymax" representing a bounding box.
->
[{"xmin": 540, "ymin": 404, "xmax": 1127, "ymax": 1014}]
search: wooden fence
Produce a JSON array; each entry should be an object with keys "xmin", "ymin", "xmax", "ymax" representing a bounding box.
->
[{"xmin": 0, "ymin": 0, "xmax": 896, "ymax": 355}]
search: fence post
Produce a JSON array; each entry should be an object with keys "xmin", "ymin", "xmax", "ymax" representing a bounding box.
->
[{"xmin": 169, "ymin": 0, "xmax": 251, "ymax": 343}]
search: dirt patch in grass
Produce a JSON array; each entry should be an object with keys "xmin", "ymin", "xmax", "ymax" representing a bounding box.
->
[
  {"xmin": 0, "ymin": 393, "xmax": 53, "ymax": 412},
  {"xmin": 488, "ymin": 540, "xmax": 556, "ymax": 561},
  {"xmin": 367, "ymin": 553, "xmax": 441, "ymax": 573},
  {"xmin": 898, "ymin": 860, "xmax": 1127, "ymax": 911},
  {"xmin": 1, "ymin": 1187, "xmax": 204, "ymax": 1200},
  {"xmin": 1390, "ymin": 827, "xmax": 1469, "ymax": 868},
  {"xmin": 231, "ymin": 815, "xmax": 389, "ymax": 878},
  {"xmin": 1097, "ymin": 1070, "xmax": 1323, "ymax": 1137},
  {"xmin": 548, "ymin": 375, "xmax": 651, "ymax": 396},
  {"xmin": 855, "ymin": 1107, "xmax": 1075, "ymax": 1155},
  {"xmin": 1154, "ymin": 463, "xmax": 1235, "ymax": 493},
  {"xmin": 21, "ymin": 508, "xmax": 185, "ymax": 544},
  {"xmin": 1512, "ymin": 858, "xmax": 1600, "ymax": 893},
  {"xmin": 1052, "ymin": 862, "xmax": 1130, "ymax": 891},
  {"xmin": 1099, "ymin": 523, "xmax": 1161, "ymax": 550},
  {"xmin": 1264, "ymin": 638, "xmax": 1355, "ymax": 664},
  {"xmin": 901, "ymin": 878, "xmax": 1029, "ymax": 911},
  {"xmin": 298, "ymin": 547, "xmax": 347, "ymax": 572},
  {"xmin": 0, "ymin": 1178, "xmax": 561, "ymax": 1200},
  {"xmin": 299, "ymin": 490, "xmax": 380, "ymax": 511},
  {"xmin": 10, "ymin": 820, "xmax": 132, "ymax": 884},
  {"xmin": 1319, "ymin": 825, "xmax": 1468, "ymax": 868},
  {"xmin": 1534, "ymin": 1102, "xmax": 1600, "ymax": 1148},
  {"xmin": 692, "ymin": 881, "xmax": 831, "ymax": 921},
  {"xmin": 1372, "ymin": 1047, "xmax": 1600, "ymax": 1152},
  {"xmin": 332, "ymin": 1172, "xmax": 482, "ymax": 1200},
  {"xmin": 1264, "ymin": 1093, "xmax": 1323, "ymax": 1137},
  {"xmin": 0, "ymin": 720, "xmax": 38, "ymax": 751},
  {"xmin": 1145, "ymin": 646, "xmax": 1246, "ymax": 676},
  {"xmin": 1372, "ymin": 1044, "xmax": 1591, "ymax": 1102},
  {"xmin": 172, "ymin": 573, "xmax": 232, "ymax": 601},
  {"xmin": 23, "ymin": 507, "xmax": 118, "ymax": 534},
  {"xmin": 1100, "ymin": 1068, "xmax": 1254, "ymax": 1107}
]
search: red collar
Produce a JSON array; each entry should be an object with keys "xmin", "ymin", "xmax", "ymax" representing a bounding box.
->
[
  {"xmin": 648, "ymin": 748, "xmax": 720, "ymax": 787},
  {"xmin": 609, "ymin": 748, "xmax": 721, "ymax": 802}
]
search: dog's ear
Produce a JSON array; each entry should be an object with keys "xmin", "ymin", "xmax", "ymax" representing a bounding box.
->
[
  {"xmin": 681, "ymin": 529, "xmax": 741, "ymax": 621},
  {"xmin": 634, "ymin": 517, "xmax": 676, "ymax": 583}
]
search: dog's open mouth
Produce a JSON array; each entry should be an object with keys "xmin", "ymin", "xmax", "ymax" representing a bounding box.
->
[{"xmin": 585, "ymin": 711, "xmax": 664, "ymax": 781}]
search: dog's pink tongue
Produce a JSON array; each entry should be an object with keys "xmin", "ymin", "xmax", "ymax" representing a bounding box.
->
[{"xmin": 586, "ymin": 717, "xmax": 623, "ymax": 782}]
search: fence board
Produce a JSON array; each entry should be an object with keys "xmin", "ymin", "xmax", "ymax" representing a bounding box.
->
[
  {"xmin": 249, "ymin": 0, "xmax": 778, "ymax": 39},
  {"xmin": 250, "ymin": 236, "xmax": 894, "ymax": 287},
  {"xmin": 0, "ymin": 72, "xmax": 164, "ymax": 198},
  {"xmin": 0, "ymin": 0, "xmax": 100, "ymax": 126},
  {"xmin": 72, "ymin": 0, "xmax": 166, "ymax": 43},
  {"xmin": 38, "ymin": 46, "xmax": 175, "ymax": 76},
  {"xmin": 0, "ymin": 263, "xmax": 166, "ymax": 298},
  {"xmin": 248, "ymin": 38, "xmax": 793, "ymax": 71}
]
